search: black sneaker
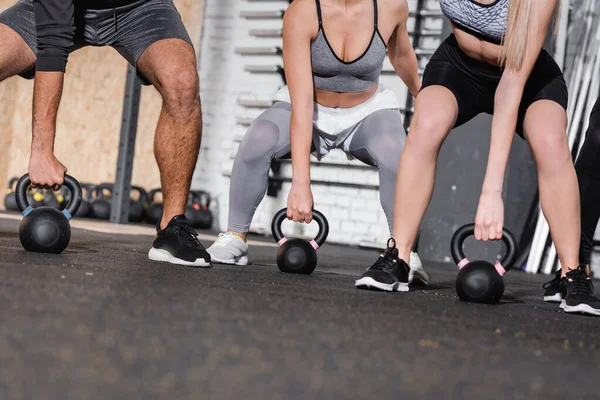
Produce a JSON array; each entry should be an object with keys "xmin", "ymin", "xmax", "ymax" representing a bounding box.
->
[
  {"xmin": 560, "ymin": 265, "xmax": 600, "ymax": 316},
  {"xmin": 148, "ymin": 215, "xmax": 212, "ymax": 268},
  {"xmin": 355, "ymin": 238, "xmax": 409, "ymax": 292},
  {"xmin": 543, "ymin": 269, "xmax": 565, "ymax": 303}
]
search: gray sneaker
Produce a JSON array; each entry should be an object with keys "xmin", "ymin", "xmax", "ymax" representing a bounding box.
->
[
  {"xmin": 207, "ymin": 232, "xmax": 249, "ymax": 265},
  {"xmin": 409, "ymin": 252, "xmax": 429, "ymax": 285}
]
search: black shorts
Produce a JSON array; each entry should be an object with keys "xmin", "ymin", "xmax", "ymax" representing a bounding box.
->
[
  {"xmin": 0, "ymin": 0, "xmax": 193, "ymax": 85},
  {"xmin": 421, "ymin": 34, "xmax": 568, "ymax": 137}
]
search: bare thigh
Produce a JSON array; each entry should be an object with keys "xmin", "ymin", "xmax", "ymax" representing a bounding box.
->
[
  {"xmin": 0, "ymin": 23, "xmax": 35, "ymax": 81},
  {"xmin": 523, "ymin": 100, "xmax": 569, "ymax": 161},
  {"xmin": 408, "ymin": 85, "xmax": 459, "ymax": 148}
]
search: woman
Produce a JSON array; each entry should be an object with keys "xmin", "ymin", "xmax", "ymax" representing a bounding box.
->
[
  {"xmin": 208, "ymin": 0, "xmax": 428, "ymax": 285},
  {"xmin": 356, "ymin": 0, "xmax": 600, "ymax": 315},
  {"xmin": 543, "ymin": 97, "xmax": 600, "ymax": 315}
]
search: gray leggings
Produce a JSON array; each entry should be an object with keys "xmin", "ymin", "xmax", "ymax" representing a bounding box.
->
[{"xmin": 228, "ymin": 102, "xmax": 406, "ymax": 233}]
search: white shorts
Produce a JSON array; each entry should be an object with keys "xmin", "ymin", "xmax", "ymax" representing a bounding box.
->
[{"xmin": 272, "ymin": 83, "xmax": 401, "ymax": 159}]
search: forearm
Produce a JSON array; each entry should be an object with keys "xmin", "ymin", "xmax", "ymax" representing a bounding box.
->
[
  {"xmin": 393, "ymin": 52, "xmax": 421, "ymax": 98},
  {"xmin": 483, "ymin": 83, "xmax": 524, "ymax": 192},
  {"xmin": 290, "ymin": 113, "xmax": 313, "ymax": 185},
  {"xmin": 32, "ymin": 72, "xmax": 64, "ymax": 153}
]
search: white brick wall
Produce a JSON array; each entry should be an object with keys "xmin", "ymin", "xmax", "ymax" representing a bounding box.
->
[{"xmin": 194, "ymin": 0, "xmax": 443, "ymax": 246}]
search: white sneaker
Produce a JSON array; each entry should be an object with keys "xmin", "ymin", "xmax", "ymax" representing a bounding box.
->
[
  {"xmin": 207, "ymin": 232, "xmax": 249, "ymax": 265},
  {"xmin": 409, "ymin": 252, "xmax": 429, "ymax": 285}
]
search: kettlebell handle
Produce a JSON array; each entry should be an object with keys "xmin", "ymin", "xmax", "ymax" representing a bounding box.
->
[
  {"xmin": 450, "ymin": 223, "xmax": 518, "ymax": 275},
  {"xmin": 15, "ymin": 174, "xmax": 83, "ymax": 220},
  {"xmin": 271, "ymin": 208, "xmax": 329, "ymax": 250},
  {"xmin": 148, "ymin": 188, "xmax": 162, "ymax": 204}
]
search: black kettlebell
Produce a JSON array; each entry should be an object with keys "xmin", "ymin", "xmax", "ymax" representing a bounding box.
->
[
  {"xmin": 42, "ymin": 189, "xmax": 62, "ymax": 209},
  {"xmin": 129, "ymin": 186, "xmax": 148, "ymax": 223},
  {"xmin": 4, "ymin": 177, "xmax": 19, "ymax": 211},
  {"xmin": 191, "ymin": 190, "xmax": 213, "ymax": 229},
  {"xmin": 146, "ymin": 188, "xmax": 163, "ymax": 225},
  {"xmin": 184, "ymin": 191, "xmax": 199, "ymax": 226},
  {"xmin": 73, "ymin": 184, "xmax": 93, "ymax": 218},
  {"xmin": 271, "ymin": 208, "xmax": 329, "ymax": 274},
  {"xmin": 90, "ymin": 183, "xmax": 113, "ymax": 220},
  {"xmin": 15, "ymin": 174, "xmax": 82, "ymax": 254},
  {"xmin": 450, "ymin": 223, "xmax": 518, "ymax": 304}
]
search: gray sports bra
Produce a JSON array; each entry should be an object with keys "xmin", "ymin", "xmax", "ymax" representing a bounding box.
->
[
  {"xmin": 439, "ymin": 0, "xmax": 509, "ymax": 44},
  {"xmin": 311, "ymin": 0, "xmax": 387, "ymax": 93}
]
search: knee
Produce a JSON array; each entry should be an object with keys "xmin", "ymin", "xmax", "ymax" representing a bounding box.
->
[
  {"xmin": 406, "ymin": 116, "xmax": 447, "ymax": 154},
  {"xmin": 159, "ymin": 66, "xmax": 200, "ymax": 114},
  {"xmin": 531, "ymin": 132, "xmax": 571, "ymax": 166},
  {"xmin": 236, "ymin": 120, "xmax": 281, "ymax": 164}
]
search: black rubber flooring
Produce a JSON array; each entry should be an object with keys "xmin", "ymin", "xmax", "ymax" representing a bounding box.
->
[{"xmin": 0, "ymin": 216, "xmax": 598, "ymax": 400}]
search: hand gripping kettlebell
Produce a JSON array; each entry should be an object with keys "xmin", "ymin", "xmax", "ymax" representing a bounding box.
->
[
  {"xmin": 450, "ymin": 223, "xmax": 518, "ymax": 304},
  {"xmin": 15, "ymin": 174, "xmax": 82, "ymax": 254},
  {"xmin": 271, "ymin": 208, "xmax": 329, "ymax": 274}
]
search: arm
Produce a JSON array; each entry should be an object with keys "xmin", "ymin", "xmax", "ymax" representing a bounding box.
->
[
  {"xmin": 282, "ymin": 1, "xmax": 317, "ymax": 222},
  {"xmin": 476, "ymin": 0, "xmax": 558, "ymax": 239},
  {"xmin": 387, "ymin": 1, "xmax": 421, "ymax": 98},
  {"xmin": 483, "ymin": 0, "xmax": 557, "ymax": 193},
  {"xmin": 30, "ymin": 0, "xmax": 75, "ymax": 188}
]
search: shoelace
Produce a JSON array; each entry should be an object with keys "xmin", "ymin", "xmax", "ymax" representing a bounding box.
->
[
  {"xmin": 173, "ymin": 224, "xmax": 204, "ymax": 249},
  {"xmin": 542, "ymin": 269, "xmax": 562, "ymax": 289},
  {"xmin": 566, "ymin": 266, "xmax": 594, "ymax": 296},
  {"xmin": 368, "ymin": 238, "xmax": 399, "ymax": 271}
]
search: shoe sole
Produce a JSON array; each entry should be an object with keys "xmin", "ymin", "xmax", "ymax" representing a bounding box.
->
[
  {"xmin": 544, "ymin": 293, "xmax": 563, "ymax": 303},
  {"xmin": 355, "ymin": 277, "xmax": 409, "ymax": 292},
  {"xmin": 209, "ymin": 255, "xmax": 249, "ymax": 266},
  {"xmin": 148, "ymin": 248, "xmax": 211, "ymax": 268},
  {"xmin": 562, "ymin": 302, "xmax": 600, "ymax": 316}
]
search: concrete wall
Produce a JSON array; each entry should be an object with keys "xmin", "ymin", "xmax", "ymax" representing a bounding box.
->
[{"xmin": 0, "ymin": 0, "xmax": 204, "ymax": 200}]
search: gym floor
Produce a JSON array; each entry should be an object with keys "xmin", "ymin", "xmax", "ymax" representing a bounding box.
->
[{"xmin": 0, "ymin": 214, "xmax": 598, "ymax": 400}]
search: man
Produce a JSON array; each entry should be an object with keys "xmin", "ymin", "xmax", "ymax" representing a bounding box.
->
[{"xmin": 0, "ymin": 0, "xmax": 211, "ymax": 267}]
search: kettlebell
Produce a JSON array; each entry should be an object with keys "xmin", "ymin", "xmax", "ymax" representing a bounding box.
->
[
  {"xmin": 271, "ymin": 208, "xmax": 329, "ymax": 274},
  {"xmin": 450, "ymin": 223, "xmax": 518, "ymax": 304},
  {"xmin": 184, "ymin": 191, "xmax": 199, "ymax": 226},
  {"xmin": 73, "ymin": 184, "xmax": 93, "ymax": 218},
  {"xmin": 191, "ymin": 190, "xmax": 213, "ymax": 229},
  {"xmin": 146, "ymin": 188, "xmax": 163, "ymax": 225},
  {"xmin": 4, "ymin": 177, "xmax": 19, "ymax": 211},
  {"xmin": 129, "ymin": 186, "xmax": 148, "ymax": 223},
  {"xmin": 15, "ymin": 174, "xmax": 82, "ymax": 254},
  {"xmin": 42, "ymin": 189, "xmax": 62, "ymax": 209},
  {"xmin": 90, "ymin": 183, "xmax": 113, "ymax": 220}
]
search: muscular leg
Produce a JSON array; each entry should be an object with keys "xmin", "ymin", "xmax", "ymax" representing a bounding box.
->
[
  {"xmin": 0, "ymin": 23, "xmax": 35, "ymax": 81},
  {"xmin": 575, "ymin": 96, "xmax": 600, "ymax": 270},
  {"xmin": 347, "ymin": 109, "xmax": 406, "ymax": 233},
  {"xmin": 227, "ymin": 102, "xmax": 295, "ymax": 241},
  {"xmin": 137, "ymin": 39, "xmax": 201, "ymax": 230},
  {"xmin": 523, "ymin": 100, "xmax": 579, "ymax": 274},
  {"xmin": 392, "ymin": 86, "xmax": 458, "ymax": 262}
]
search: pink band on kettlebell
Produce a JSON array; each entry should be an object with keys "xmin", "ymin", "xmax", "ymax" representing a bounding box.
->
[
  {"xmin": 309, "ymin": 240, "xmax": 319, "ymax": 250},
  {"xmin": 495, "ymin": 262, "xmax": 506, "ymax": 276},
  {"xmin": 457, "ymin": 258, "xmax": 469, "ymax": 269},
  {"xmin": 277, "ymin": 237, "xmax": 288, "ymax": 246}
]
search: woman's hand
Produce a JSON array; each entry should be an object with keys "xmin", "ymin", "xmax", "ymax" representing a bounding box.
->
[
  {"xmin": 475, "ymin": 190, "xmax": 504, "ymax": 241},
  {"xmin": 287, "ymin": 183, "xmax": 314, "ymax": 223}
]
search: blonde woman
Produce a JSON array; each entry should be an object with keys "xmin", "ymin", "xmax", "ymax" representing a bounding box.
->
[{"xmin": 356, "ymin": 0, "xmax": 599, "ymax": 315}]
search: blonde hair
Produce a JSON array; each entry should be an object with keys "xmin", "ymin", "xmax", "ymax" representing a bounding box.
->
[{"xmin": 500, "ymin": 0, "xmax": 560, "ymax": 71}]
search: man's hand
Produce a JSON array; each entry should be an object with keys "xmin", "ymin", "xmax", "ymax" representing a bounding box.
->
[{"xmin": 28, "ymin": 151, "xmax": 67, "ymax": 191}]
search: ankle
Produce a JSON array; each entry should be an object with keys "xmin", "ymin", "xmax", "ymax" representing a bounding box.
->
[{"xmin": 228, "ymin": 230, "xmax": 247, "ymax": 242}]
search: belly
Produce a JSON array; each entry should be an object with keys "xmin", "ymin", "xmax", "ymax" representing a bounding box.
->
[
  {"xmin": 453, "ymin": 25, "xmax": 503, "ymax": 67},
  {"xmin": 314, "ymin": 85, "xmax": 378, "ymax": 109}
]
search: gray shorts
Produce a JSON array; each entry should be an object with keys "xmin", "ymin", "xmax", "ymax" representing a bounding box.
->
[{"xmin": 0, "ymin": 0, "xmax": 194, "ymax": 85}]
